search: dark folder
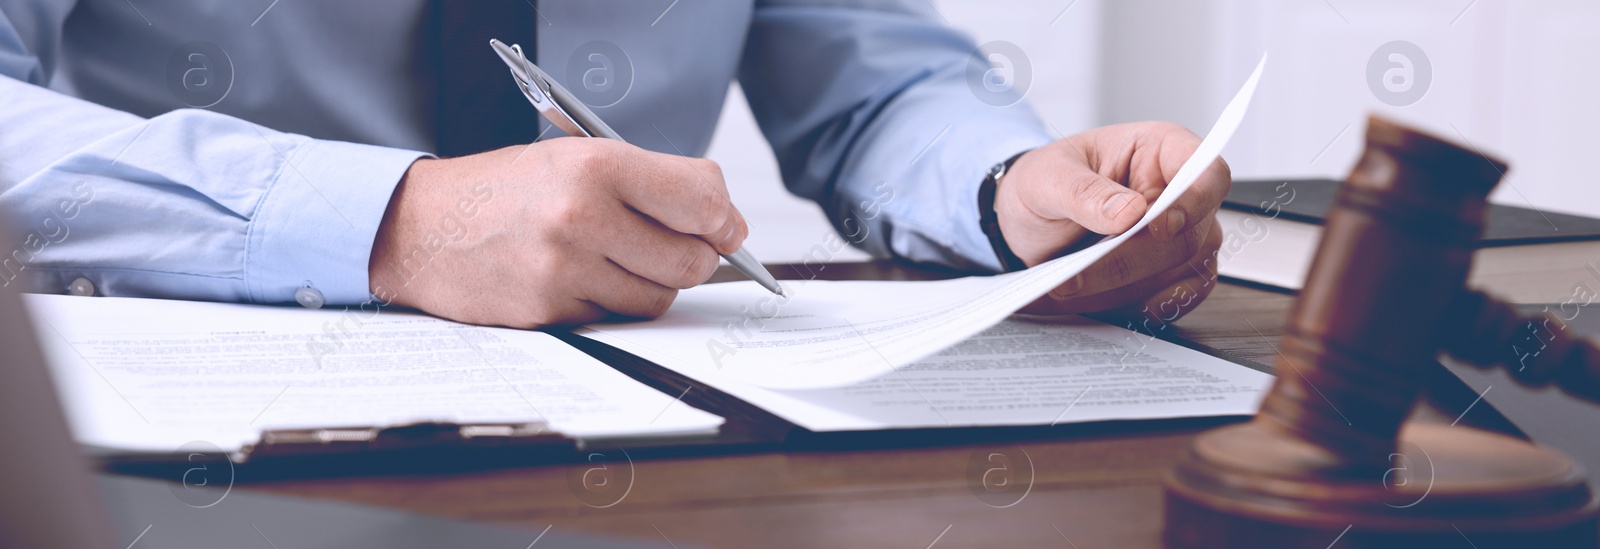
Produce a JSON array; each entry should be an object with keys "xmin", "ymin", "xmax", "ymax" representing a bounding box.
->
[{"xmin": 1224, "ymin": 178, "xmax": 1600, "ymax": 246}]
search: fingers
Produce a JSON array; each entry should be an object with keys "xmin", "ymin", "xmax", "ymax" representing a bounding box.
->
[
  {"xmin": 601, "ymin": 207, "xmax": 721, "ymax": 290},
  {"xmin": 577, "ymin": 258, "xmax": 680, "ymax": 320},
  {"xmin": 1015, "ymin": 148, "xmax": 1149, "ymax": 236},
  {"xmin": 517, "ymin": 299, "xmax": 608, "ymax": 329},
  {"xmin": 1047, "ymin": 215, "xmax": 1217, "ymax": 301},
  {"xmin": 1140, "ymin": 125, "xmax": 1232, "ymax": 241},
  {"xmin": 606, "ymin": 144, "xmax": 748, "ymax": 255},
  {"xmin": 713, "ymin": 206, "xmax": 749, "ymax": 256},
  {"xmin": 1021, "ymin": 255, "xmax": 1206, "ymax": 317},
  {"xmin": 1023, "ymin": 216, "xmax": 1222, "ymax": 316},
  {"xmin": 435, "ymin": 282, "xmax": 609, "ymax": 329}
]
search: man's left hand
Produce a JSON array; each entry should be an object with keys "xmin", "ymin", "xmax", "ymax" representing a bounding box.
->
[{"xmin": 994, "ymin": 121, "xmax": 1230, "ymax": 322}]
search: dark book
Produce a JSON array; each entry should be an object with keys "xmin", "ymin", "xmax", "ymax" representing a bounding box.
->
[
  {"xmin": 1217, "ymin": 179, "xmax": 1600, "ymax": 302},
  {"xmin": 1225, "ymin": 178, "xmax": 1600, "ymax": 245}
]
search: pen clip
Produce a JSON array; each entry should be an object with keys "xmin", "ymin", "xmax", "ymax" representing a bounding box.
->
[{"xmin": 489, "ymin": 39, "xmax": 593, "ymax": 139}]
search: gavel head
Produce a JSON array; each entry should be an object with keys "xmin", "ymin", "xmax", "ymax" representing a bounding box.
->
[{"xmin": 1254, "ymin": 116, "xmax": 1509, "ymax": 468}]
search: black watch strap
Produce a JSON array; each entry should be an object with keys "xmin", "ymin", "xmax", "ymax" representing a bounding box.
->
[{"xmin": 977, "ymin": 150, "xmax": 1031, "ymax": 273}]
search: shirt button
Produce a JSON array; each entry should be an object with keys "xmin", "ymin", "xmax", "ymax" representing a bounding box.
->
[
  {"xmin": 67, "ymin": 277, "xmax": 96, "ymax": 297},
  {"xmin": 294, "ymin": 286, "xmax": 325, "ymax": 309}
]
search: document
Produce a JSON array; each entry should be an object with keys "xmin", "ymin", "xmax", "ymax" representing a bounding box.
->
[
  {"xmin": 24, "ymin": 294, "xmax": 723, "ymax": 454},
  {"xmin": 581, "ymin": 54, "xmax": 1268, "ymax": 390},
  {"xmin": 588, "ymin": 316, "xmax": 1272, "ymax": 431}
]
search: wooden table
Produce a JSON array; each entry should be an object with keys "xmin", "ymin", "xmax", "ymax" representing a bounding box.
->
[{"xmin": 235, "ymin": 262, "xmax": 1518, "ymax": 549}]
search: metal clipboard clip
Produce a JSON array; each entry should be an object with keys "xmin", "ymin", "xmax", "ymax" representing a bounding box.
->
[{"xmin": 243, "ymin": 421, "xmax": 570, "ymax": 461}]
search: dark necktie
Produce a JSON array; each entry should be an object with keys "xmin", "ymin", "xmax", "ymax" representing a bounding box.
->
[{"xmin": 432, "ymin": 0, "xmax": 542, "ymax": 157}]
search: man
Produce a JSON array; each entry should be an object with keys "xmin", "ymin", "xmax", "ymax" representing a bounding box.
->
[{"xmin": 0, "ymin": 0, "xmax": 1227, "ymax": 328}]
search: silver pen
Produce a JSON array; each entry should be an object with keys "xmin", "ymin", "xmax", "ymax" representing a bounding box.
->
[{"xmin": 489, "ymin": 39, "xmax": 785, "ymax": 297}]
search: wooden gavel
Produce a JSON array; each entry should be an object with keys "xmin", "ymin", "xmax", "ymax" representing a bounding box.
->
[{"xmin": 1164, "ymin": 116, "xmax": 1600, "ymax": 547}]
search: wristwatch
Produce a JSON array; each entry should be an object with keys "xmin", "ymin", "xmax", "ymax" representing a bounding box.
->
[{"xmin": 977, "ymin": 150, "xmax": 1031, "ymax": 272}]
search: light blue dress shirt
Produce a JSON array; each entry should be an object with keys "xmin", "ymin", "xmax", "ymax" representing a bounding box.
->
[{"xmin": 0, "ymin": 0, "xmax": 1052, "ymax": 306}]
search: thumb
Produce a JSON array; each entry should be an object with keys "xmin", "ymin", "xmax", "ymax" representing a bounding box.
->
[
  {"xmin": 1031, "ymin": 171, "xmax": 1148, "ymax": 236},
  {"xmin": 704, "ymin": 204, "xmax": 749, "ymax": 255}
]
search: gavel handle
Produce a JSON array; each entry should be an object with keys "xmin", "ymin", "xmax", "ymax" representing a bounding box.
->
[{"xmin": 1440, "ymin": 290, "xmax": 1600, "ymax": 405}]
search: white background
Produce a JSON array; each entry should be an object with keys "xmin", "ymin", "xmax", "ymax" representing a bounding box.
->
[{"xmin": 709, "ymin": 0, "xmax": 1600, "ymax": 262}]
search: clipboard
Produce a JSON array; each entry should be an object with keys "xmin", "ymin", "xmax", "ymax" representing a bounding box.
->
[{"xmin": 98, "ymin": 420, "xmax": 581, "ymax": 480}]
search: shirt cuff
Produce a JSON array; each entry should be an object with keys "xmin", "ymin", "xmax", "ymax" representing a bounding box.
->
[{"xmin": 245, "ymin": 139, "xmax": 429, "ymax": 305}]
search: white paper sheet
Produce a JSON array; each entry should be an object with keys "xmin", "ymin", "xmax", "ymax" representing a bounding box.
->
[
  {"xmin": 23, "ymin": 294, "xmax": 723, "ymax": 453},
  {"xmin": 589, "ymin": 316, "xmax": 1272, "ymax": 431},
  {"xmin": 581, "ymin": 54, "xmax": 1267, "ymax": 390}
]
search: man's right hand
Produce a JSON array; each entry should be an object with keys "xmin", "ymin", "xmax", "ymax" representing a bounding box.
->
[{"xmin": 368, "ymin": 138, "xmax": 747, "ymax": 328}]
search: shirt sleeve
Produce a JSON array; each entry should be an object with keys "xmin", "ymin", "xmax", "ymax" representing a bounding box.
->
[
  {"xmin": 0, "ymin": 4, "xmax": 427, "ymax": 306},
  {"xmin": 738, "ymin": 0, "xmax": 1054, "ymax": 273}
]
